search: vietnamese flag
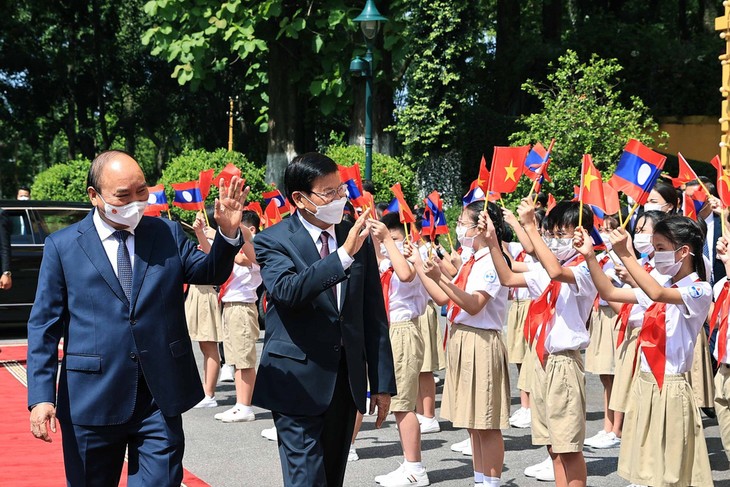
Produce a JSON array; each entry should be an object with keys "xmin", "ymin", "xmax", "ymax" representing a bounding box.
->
[
  {"xmin": 476, "ymin": 155, "xmax": 490, "ymax": 193},
  {"xmin": 489, "ymin": 146, "xmax": 529, "ymax": 194},
  {"xmin": 216, "ymin": 163, "xmax": 241, "ymax": 187},
  {"xmin": 546, "ymin": 194, "xmax": 557, "ymax": 213},
  {"xmin": 245, "ymin": 201, "xmax": 264, "ymax": 221},
  {"xmin": 263, "ymin": 199, "xmax": 283, "ymax": 228},
  {"xmin": 390, "ymin": 183, "xmax": 415, "ymax": 223},
  {"xmin": 410, "ymin": 223, "xmax": 422, "ymax": 243},
  {"xmin": 671, "ymin": 153, "xmax": 701, "ymax": 189},
  {"xmin": 603, "ymin": 181, "xmax": 620, "ymax": 215},
  {"xmin": 683, "ymin": 193, "xmax": 698, "ymax": 221},
  {"xmin": 198, "ymin": 169, "xmax": 215, "ymax": 200},
  {"xmin": 579, "ymin": 154, "xmax": 606, "ymax": 211},
  {"xmin": 711, "ymin": 155, "xmax": 730, "ymax": 208},
  {"xmin": 362, "ymin": 191, "xmax": 376, "ymax": 217}
]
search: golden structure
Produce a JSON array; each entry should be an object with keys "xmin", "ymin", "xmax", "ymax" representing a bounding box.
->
[
  {"xmin": 227, "ymin": 97, "xmax": 235, "ymax": 152},
  {"xmin": 717, "ymin": 2, "xmax": 730, "ymax": 168}
]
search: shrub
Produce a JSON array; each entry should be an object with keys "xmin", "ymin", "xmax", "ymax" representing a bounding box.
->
[{"xmin": 32, "ymin": 157, "xmax": 92, "ymax": 202}]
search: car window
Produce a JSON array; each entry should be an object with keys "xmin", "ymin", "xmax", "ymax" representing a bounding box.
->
[
  {"xmin": 4, "ymin": 209, "xmax": 34, "ymax": 244},
  {"xmin": 35, "ymin": 209, "xmax": 91, "ymax": 239}
]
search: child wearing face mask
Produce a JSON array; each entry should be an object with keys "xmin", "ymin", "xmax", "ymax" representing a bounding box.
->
[
  {"xmin": 413, "ymin": 201, "xmax": 511, "ymax": 487},
  {"xmin": 574, "ymin": 216, "xmax": 712, "ymax": 487},
  {"xmin": 370, "ymin": 212, "xmax": 431, "ymax": 487},
  {"xmin": 485, "ymin": 200, "xmax": 596, "ymax": 487}
]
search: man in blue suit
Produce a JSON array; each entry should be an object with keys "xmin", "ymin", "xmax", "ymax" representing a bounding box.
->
[
  {"xmin": 27, "ymin": 150, "xmax": 248, "ymax": 486},
  {"xmin": 253, "ymin": 153, "xmax": 396, "ymax": 486}
]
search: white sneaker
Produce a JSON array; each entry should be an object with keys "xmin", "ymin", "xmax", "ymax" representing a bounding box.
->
[
  {"xmin": 433, "ymin": 374, "xmax": 441, "ymax": 385},
  {"xmin": 376, "ymin": 464, "xmax": 430, "ymax": 487},
  {"xmin": 524, "ymin": 457, "xmax": 553, "ymax": 478},
  {"xmin": 583, "ymin": 429, "xmax": 609, "ymax": 448},
  {"xmin": 217, "ymin": 406, "xmax": 255, "ymax": 423},
  {"xmin": 261, "ymin": 426, "xmax": 277, "ymax": 441},
  {"xmin": 419, "ymin": 416, "xmax": 441, "ymax": 434},
  {"xmin": 535, "ymin": 464, "xmax": 556, "ymax": 482},
  {"xmin": 588, "ymin": 431, "xmax": 620, "ymax": 449},
  {"xmin": 462, "ymin": 442, "xmax": 472, "ymax": 456},
  {"xmin": 219, "ymin": 364, "xmax": 235, "ymax": 382},
  {"xmin": 450, "ymin": 438, "xmax": 470, "ymax": 452},
  {"xmin": 348, "ymin": 446, "xmax": 359, "ymax": 462},
  {"xmin": 509, "ymin": 407, "xmax": 531, "ymax": 428},
  {"xmin": 193, "ymin": 395, "xmax": 218, "ymax": 408}
]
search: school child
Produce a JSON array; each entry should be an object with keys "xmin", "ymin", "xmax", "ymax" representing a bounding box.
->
[
  {"xmin": 485, "ymin": 200, "xmax": 596, "ymax": 487},
  {"xmin": 186, "ymin": 212, "xmax": 224, "ymax": 408},
  {"xmin": 574, "ymin": 215, "xmax": 712, "ymax": 487},
  {"xmin": 370, "ymin": 212, "xmax": 430, "ymax": 487},
  {"xmin": 414, "ymin": 201, "xmax": 511, "ymax": 487},
  {"xmin": 215, "ymin": 210, "xmax": 263, "ymax": 422}
]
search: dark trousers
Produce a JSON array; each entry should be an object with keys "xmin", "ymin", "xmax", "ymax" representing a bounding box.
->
[
  {"xmin": 60, "ymin": 374, "xmax": 185, "ymax": 487},
  {"xmin": 273, "ymin": 355, "xmax": 358, "ymax": 487}
]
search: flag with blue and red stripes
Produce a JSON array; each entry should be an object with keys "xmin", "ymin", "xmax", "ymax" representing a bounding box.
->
[
  {"xmin": 608, "ymin": 139, "xmax": 666, "ymax": 205},
  {"xmin": 171, "ymin": 181, "xmax": 204, "ymax": 211}
]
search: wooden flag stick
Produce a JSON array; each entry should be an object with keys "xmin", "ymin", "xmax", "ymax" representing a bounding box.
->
[
  {"xmin": 617, "ymin": 200, "xmax": 624, "ymax": 227},
  {"xmin": 404, "ymin": 221, "xmax": 410, "ymax": 244},
  {"xmin": 166, "ymin": 209, "xmax": 171, "ymax": 220},
  {"xmin": 621, "ymin": 202, "xmax": 641, "ymax": 230},
  {"xmin": 202, "ymin": 207, "xmax": 211, "ymax": 227},
  {"xmin": 446, "ymin": 231, "xmax": 455, "ymax": 251},
  {"xmin": 577, "ymin": 156, "xmax": 585, "ymax": 228}
]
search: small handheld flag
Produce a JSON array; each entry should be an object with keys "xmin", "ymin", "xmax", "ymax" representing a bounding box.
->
[
  {"xmin": 216, "ymin": 163, "xmax": 241, "ymax": 187},
  {"xmin": 608, "ymin": 139, "xmax": 666, "ymax": 206},
  {"xmin": 172, "ymin": 181, "xmax": 205, "ymax": 211},
  {"xmin": 338, "ymin": 164, "xmax": 367, "ymax": 208},
  {"xmin": 146, "ymin": 184, "xmax": 169, "ymax": 213},
  {"xmin": 199, "ymin": 169, "xmax": 215, "ymax": 200},
  {"xmin": 389, "ymin": 183, "xmax": 415, "ymax": 223},
  {"xmin": 489, "ymin": 146, "xmax": 529, "ymax": 194}
]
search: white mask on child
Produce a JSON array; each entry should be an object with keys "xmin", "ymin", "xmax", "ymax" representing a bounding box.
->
[
  {"xmin": 654, "ymin": 248, "xmax": 689, "ymax": 276},
  {"xmin": 633, "ymin": 233, "xmax": 654, "ymax": 255}
]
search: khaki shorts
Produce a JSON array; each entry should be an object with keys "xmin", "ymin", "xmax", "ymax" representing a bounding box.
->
[
  {"xmin": 517, "ymin": 341, "xmax": 536, "ymax": 393},
  {"xmin": 506, "ymin": 299, "xmax": 531, "ymax": 364},
  {"xmin": 585, "ymin": 306, "xmax": 617, "ymax": 375},
  {"xmin": 389, "ymin": 320, "xmax": 425, "ymax": 412},
  {"xmin": 222, "ymin": 302, "xmax": 259, "ymax": 369},
  {"xmin": 531, "ymin": 350, "xmax": 586, "ymax": 453}
]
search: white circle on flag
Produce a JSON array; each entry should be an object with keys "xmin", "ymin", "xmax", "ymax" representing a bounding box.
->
[
  {"xmin": 474, "ymin": 188, "xmax": 485, "ymax": 199},
  {"xmin": 147, "ymin": 193, "xmax": 157, "ymax": 204},
  {"xmin": 182, "ymin": 190, "xmax": 193, "ymax": 202},
  {"xmin": 636, "ymin": 163, "xmax": 652, "ymax": 185},
  {"xmin": 274, "ymin": 198, "xmax": 282, "ymax": 207}
]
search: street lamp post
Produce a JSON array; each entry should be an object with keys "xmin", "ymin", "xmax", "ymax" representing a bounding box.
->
[{"xmin": 350, "ymin": 0, "xmax": 387, "ymax": 181}]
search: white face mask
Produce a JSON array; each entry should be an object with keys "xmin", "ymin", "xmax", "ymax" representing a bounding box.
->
[
  {"xmin": 643, "ymin": 203, "xmax": 665, "ymax": 213},
  {"xmin": 633, "ymin": 233, "xmax": 654, "ymax": 255},
  {"xmin": 456, "ymin": 224, "xmax": 476, "ymax": 249},
  {"xmin": 379, "ymin": 240, "xmax": 404, "ymax": 257},
  {"xmin": 654, "ymin": 248, "xmax": 688, "ymax": 276},
  {"xmin": 97, "ymin": 193, "xmax": 146, "ymax": 230},
  {"xmin": 301, "ymin": 194, "xmax": 346, "ymax": 225},
  {"xmin": 548, "ymin": 237, "xmax": 577, "ymax": 262},
  {"xmin": 599, "ymin": 233, "xmax": 613, "ymax": 250},
  {"xmin": 17, "ymin": 195, "xmax": 29, "ymax": 201}
]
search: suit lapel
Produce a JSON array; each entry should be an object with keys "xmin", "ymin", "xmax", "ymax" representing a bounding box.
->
[
  {"xmin": 130, "ymin": 217, "xmax": 155, "ymax": 310},
  {"xmin": 288, "ymin": 215, "xmax": 338, "ymax": 309},
  {"xmin": 76, "ymin": 211, "xmax": 129, "ymax": 306}
]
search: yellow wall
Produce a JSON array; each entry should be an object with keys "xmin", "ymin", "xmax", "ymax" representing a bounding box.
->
[{"xmin": 657, "ymin": 116, "xmax": 721, "ymax": 163}]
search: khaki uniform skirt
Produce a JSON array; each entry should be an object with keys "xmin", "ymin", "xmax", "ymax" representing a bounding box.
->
[
  {"xmin": 506, "ymin": 299, "xmax": 531, "ymax": 364},
  {"xmin": 441, "ymin": 323, "xmax": 510, "ymax": 430},
  {"xmin": 418, "ymin": 301, "xmax": 444, "ymax": 372},
  {"xmin": 618, "ymin": 371, "xmax": 712, "ymax": 487},
  {"xmin": 185, "ymin": 285, "xmax": 222, "ymax": 342},
  {"xmin": 585, "ymin": 305, "xmax": 618, "ymax": 375},
  {"xmin": 688, "ymin": 330, "xmax": 714, "ymax": 408},
  {"xmin": 609, "ymin": 326, "xmax": 641, "ymax": 413}
]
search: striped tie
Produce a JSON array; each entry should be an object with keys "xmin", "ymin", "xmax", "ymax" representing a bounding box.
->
[{"xmin": 113, "ymin": 230, "xmax": 132, "ymax": 302}]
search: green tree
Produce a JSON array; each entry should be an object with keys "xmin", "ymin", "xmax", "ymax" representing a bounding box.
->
[
  {"xmin": 32, "ymin": 157, "xmax": 92, "ymax": 202},
  {"xmin": 509, "ymin": 50, "xmax": 666, "ymax": 202}
]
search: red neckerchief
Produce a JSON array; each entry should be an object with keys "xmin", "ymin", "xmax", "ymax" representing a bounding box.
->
[
  {"xmin": 710, "ymin": 280, "xmax": 730, "ymax": 363},
  {"xmin": 592, "ymin": 254, "xmax": 612, "ymax": 311},
  {"xmin": 447, "ymin": 251, "xmax": 489, "ymax": 321},
  {"xmin": 509, "ymin": 250, "xmax": 527, "ymax": 300},
  {"xmin": 615, "ymin": 261, "xmax": 654, "ymax": 348},
  {"xmin": 526, "ymin": 255, "xmax": 586, "ymax": 366},
  {"xmin": 380, "ymin": 266, "xmax": 394, "ymax": 321},
  {"xmin": 218, "ymin": 248, "xmax": 245, "ymax": 302}
]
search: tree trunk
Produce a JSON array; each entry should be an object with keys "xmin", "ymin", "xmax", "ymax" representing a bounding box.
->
[{"xmin": 699, "ymin": 0, "xmax": 719, "ymax": 33}]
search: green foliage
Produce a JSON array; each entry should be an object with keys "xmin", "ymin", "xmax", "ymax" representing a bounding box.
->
[
  {"xmin": 32, "ymin": 158, "xmax": 92, "ymax": 202},
  {"xmin": 159, "ymin": 148, "xmax": 268, "ymax": 222},
  {"xmin": 323, "ymin": 144, "xmax": 416, "ymax": 205},
  {"xmin": 509, "ymin": 50, "xmax": 666, "ymax": 203}
]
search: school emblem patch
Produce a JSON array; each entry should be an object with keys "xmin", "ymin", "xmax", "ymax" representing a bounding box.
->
[
  {"xmin": 484, "ymin": 270, "xmax": 497, "ymax": 283},
  {"xmin": 688, "ymin": 285, "xmax": 704, "ymax": 299}
]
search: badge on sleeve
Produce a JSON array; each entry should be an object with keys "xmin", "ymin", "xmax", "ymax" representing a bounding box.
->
[
  {"xmin": 688, "ymin": 285, "xmax": 704, "ymax": 299},
  {"xmin": 484, "ymin": 270, "xmax": 497, "ymax": 284}
]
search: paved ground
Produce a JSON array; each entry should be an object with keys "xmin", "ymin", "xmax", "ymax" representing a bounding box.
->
[{"xmin": 4, "ymin": 322, "xmax": 730, "ymax": 487}]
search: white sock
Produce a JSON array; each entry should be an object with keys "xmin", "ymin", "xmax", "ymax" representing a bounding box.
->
[
  {"xmin": 205, "ymin": 395, "xmax": 215, "ymax": 400},
  {"xmin": 483, "ymin": 476, "xmax": 500, "ymax": 487},
  {"xmin": 235, "ymin": 403, "xmax": 253, "ymax": 413},
  {"xmin": 474, "ymin": 472, "xmax": 484, "ymax": 483},
  {"xmin": 403, "ymin": 460, "xmax": 425, "ymax": 474}
]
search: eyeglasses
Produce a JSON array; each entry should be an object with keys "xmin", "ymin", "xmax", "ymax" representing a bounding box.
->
[{"xmin": 309, "ymin": 183, "xmax": 347, "ymax": 202}]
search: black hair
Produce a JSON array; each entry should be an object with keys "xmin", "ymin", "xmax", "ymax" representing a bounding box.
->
[
  {"xmin": 535, "ymin": 192, "xmax": 548, "ymax": 208},
  {"xmin": 242, "ymin": 209, "xmax": 260, "ymax": 229},
  {"xmin": 686, "ymin": 177, "xmax": 718, "ymax": 198},
  {"xmin": 650, "ymin": 180, "xmax": 680, "ymax": 213},
  {"xmin": 18, "ymin": 185, "xmax": 30, "ymax": 192},
  {"xmin": 205, "ymin": 206, "xmax": 218, "ymax": 230},
  {"xmin": 463, "ymin": 201, "xmax": 511, "ymax": 267},
  {"xmin": 87, "ymin": 149, "xmax": 136, "ymax": 191},
  {"xmin": 380, "ymin": 212, "xmax": 406, "ymax": 238},
  {"xmin": 284, "ymin": 152, "xmax": 338, "ymax": 205},
  {"xmin": 603, "ymin": 215, "xmax": 619, "ymax": 231},
  {"xmin": 342, "ymin": 201, "xmax": 356, "ymax": 224},
  {"xmin": 362, "ymin": 179, "xmax": 375, "ymax": 194},
  {"xmin": 545, "ymin": 201, "xmax": 594, "ymax": 234},
  {"xmin": 631, "ymin": 210, "xmax": 666, "ymax": 238},
  {"xmin": 535, "ymin": 208, "xmax": 547, "ymax": 228},
  {"xmin": 653, "ymin": 215, "xmax": 707, "ymax": 281}
]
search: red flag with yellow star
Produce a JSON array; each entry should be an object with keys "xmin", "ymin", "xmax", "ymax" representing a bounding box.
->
[
  {"xmin": 476, "ymin": 155, "xmax": 490, "ymax": 193},
  {"xmin": 489, "ymin": 146, "xmax": 529, "ymax": 194},
  {"xmin": 711, "ymin": 155, "xmax": 730, "ymax": 208},
  {"xmin": 683, "ymin": 193, "xmax": 698, "ymax": 221},
  {"xmin": 579, "ymin": 154, "xmax": 605, "ymax": 211}
]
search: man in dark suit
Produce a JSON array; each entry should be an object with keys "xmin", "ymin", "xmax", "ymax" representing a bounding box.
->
[
  {"xmin": 0, "ymin": 209, "xmax": 11, "ymax": 290},
  {"xmin": 27, "ymin": 150, "xmax": 248, "ymax": 486},
  {"xmin": 253, "ymin": 152, "xmax": 396, "ymax": 486}
]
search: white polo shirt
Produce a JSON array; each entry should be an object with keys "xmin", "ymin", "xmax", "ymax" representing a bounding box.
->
[
  {"xmin": 221, "ymin": 262, "xmax": 262, "ymax": 304},
  {"xmin": 634, "ymin": 273, "xmax": 711, "ymax": 374},
  {"xmin": 506, "ymin": 242, "xmax": 533, "ymax": 301},
  {"xmin": 379, "ymin": 259, "xmax": 428, "ymax": 322},
  {"xmin": 449, "ymin": 247, "xmax": 509, "ymax": 331}
]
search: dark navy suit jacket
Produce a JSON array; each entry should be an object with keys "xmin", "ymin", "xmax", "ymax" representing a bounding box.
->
[
  {"xmin": 27, "ymin": 211, "xmax": 240, "ymax": 426},
  {"xmin": 252, "ymin": 214, "xmax": 396, "ymax": 416}
]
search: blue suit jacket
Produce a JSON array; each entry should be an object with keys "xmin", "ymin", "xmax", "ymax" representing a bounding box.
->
[
  {"xmin": 27, "ymin": 211, "xmax": 240, "ymax": 426},
  {"xmin": 252, "ymin": 214, "xmax": 396, "ymax": 416}
]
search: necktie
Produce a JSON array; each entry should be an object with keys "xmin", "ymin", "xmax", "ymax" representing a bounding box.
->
[
  {"xmin": 703, "ymin": 238, "xmax": 710, "ymax": 260},
  {"xmin": 319, "ymin": 232, "xmax": 337, "ymax": 302},
  {"xmin": 113, "ymin": 230, "xmax": 132, "ymax": 302}
]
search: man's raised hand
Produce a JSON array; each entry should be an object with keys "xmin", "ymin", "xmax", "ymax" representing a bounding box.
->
[{"xmin": 214, "ymin": 176, "xmax": 250, "ymax": 239}]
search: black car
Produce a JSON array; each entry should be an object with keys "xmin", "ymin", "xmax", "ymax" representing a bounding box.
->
[{"xmin": 0, "ymin": 200, "xmax": 93, "ymax": 327}]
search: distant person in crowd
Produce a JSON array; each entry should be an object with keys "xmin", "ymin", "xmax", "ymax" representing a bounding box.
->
[
  {"xmin": 362, "ymin": 179, "xmax": 375, "ymax": 195},
  {"xmin": 26, "ymin": 150, "xmax": 248, "ymax": 486},
  {"xmin": 0, "ymin": 209, "xmax": 11, "ymax": 290},
  {"xmin": 17, "ymin": 186, "xmax": 31, "ymax": 200}
]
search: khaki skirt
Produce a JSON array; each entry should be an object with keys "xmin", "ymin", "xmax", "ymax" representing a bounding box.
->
[
  {"xmin": 506, "ymin": 299, "xmax": 531, "ymax": 364},
  {"xmin": 418, "ymin": 301, "xmax": 444, "ymax": 372},
  {"xmin": 518, "ymin": 340, "xmax": 536, "ymax": 393},
  {"xmin": 185, "ymin": 285, "xmax": 222, "ymax": 342},
  {"xmin": 688, "ymin": 330, "xmax": 714, "ymax": 408},
  {"xmin": 585, "ymin": 306, "xmax": 618, "ymax": 375},
  {"xmin": 618, "ymin": 372, "xmax": 712, "ymax": 487},
  {"xmin": 441, "ymin": 323, "xmax": 510, "ymax": 430},
  {"xmin": 609, "ymin": 325, "xmax": 641, "ymax": 413}
]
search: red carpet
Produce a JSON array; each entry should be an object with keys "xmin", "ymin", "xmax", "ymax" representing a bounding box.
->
[{"xmin": 0, "ymin": 344, "xmax": 210, "ymax": 487}]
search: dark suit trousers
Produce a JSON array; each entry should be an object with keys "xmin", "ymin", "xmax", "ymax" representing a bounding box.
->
[
  {"xmin": 273, "ymin": 354, "xmax": 358, "ymax": 487},
  {"xmin": 60, "ymin": 372, "xmax": 185, "ymax": 487}
]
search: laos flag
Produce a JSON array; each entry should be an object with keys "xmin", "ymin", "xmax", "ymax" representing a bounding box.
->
[
  {"xmin": 263, "ymin": 189, "xmax": 289, "ymax": 215},
  {"xmin": 146, "ymin": 184, "xmax": 168, "ymax": 212},
  {"xmin": 171, "ymin": 181, "xmax": 204, "ymax": 211},
  {"xmin": 608, "ymin": 139, "xmax": 666, "ymax": 205}
]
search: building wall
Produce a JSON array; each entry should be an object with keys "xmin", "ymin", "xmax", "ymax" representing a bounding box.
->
[{"xmin": 657, "ymin": 116, "xmax": 721, "ymax": 163}]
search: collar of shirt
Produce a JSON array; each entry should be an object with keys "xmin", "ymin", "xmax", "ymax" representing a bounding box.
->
[
  {"xmin": 473, "ymin": 246, "xmax": 491, "ymax": 260},
  {"xmin": 662, "ymin": 272, "xmax": 700, "ymax": 288},
  {"xmin": 297, "ymin": 211, "xmax": 335, "ymax": 245},
  {"xmin": 92, "ymin": 208, "xmax": 136, "ymax": 241}
]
